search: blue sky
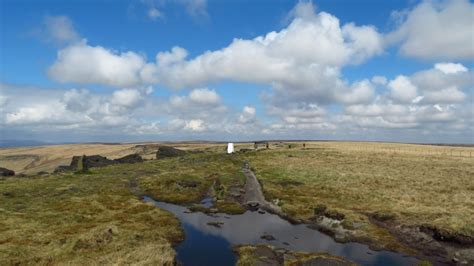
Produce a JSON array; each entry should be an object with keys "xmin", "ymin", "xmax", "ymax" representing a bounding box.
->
[{"xmin": 0, "ymin": 0, "xmax": 473, "ymax": 143}]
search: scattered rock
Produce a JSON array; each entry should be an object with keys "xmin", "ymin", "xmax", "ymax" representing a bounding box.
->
[
  {"xmin": 282, "ymin": 242, "xmax": 290, "ymax": 246},
  {"xmin": 254, "ymin": 245, "xmax": 278, "ymax": 258},
  {"xmin": 67, "ymin": 153, "xmax": 143, "ymax": 172},
  {"xmin": 260, "ymin": 234, "xmax": 276, "ymax": 241},
  {"xmin": 0, "ymin": 167, "xmax": 15, "ymax": 176},
  {"xmin": 247, "ymin": 201, "xmax": 260, "ymax": 208},
  {"xmin": 113, "ymin": 154, "xmax": 143, "ymax": 164},
  {"xmin": 258, "ymin": 210, "xmax": 266, "ymax": 214},
  {"xmin": 238, "ymin": 148, "xmax": 253, "ymax": 153},
  {"xmin": 36, "ymin": 171, "xmax": 49, "ymax": 176},
  {"xmin": 156, "ymin": 146, "xmax": 186, "ymax": 159},
  {"xmin": 54, "ymin": 165, "xmax": 73, "ymax": 173},
  {"xmin": 207, "ymin": 221, "xmax": 224, "ymax": 228},
  {"xmin": 235, "ymin": 244, "xmax": 355, "ymax": 266},
  {"xmin": 371, "ymin": 211, "xmax": 396, "ymax": 222},
  {"xmin": 324, "ymin": 210, "xmax": 345, "ymax": 221},
  {"xmin": 70, "ymin": 155, "xmax": 115, "ymax": 171},
  {"xmin": 420, "ymin": 225, "xmax": 474, "ymax": 245},
  {"xmin": 313, "ymin": 204, "xmax": 345, "ymax": 221}
]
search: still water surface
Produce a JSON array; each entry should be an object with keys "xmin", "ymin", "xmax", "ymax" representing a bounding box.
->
[{"xmin": 144, "ymin": 196, "xmax": 418, "ymax": 266}]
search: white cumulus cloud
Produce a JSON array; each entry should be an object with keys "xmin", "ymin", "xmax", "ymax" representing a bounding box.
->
[
  {"xmin": 49, "ymin": 41, "xmax": 147, "ymax": 87},
  {"xmin": 388, "ymin": 75, "xmax": 418, "ymax": 103},
  {"xmin": 434, "ymin": 62, "xmax": 468, "ymax": 74},
  {"xmin": 387, "ymin": 0, "xmax": 474, "ymax": 60}
]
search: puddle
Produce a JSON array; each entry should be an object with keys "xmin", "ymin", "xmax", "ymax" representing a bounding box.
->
[{"xmin": 144, "ymin": 196, "xmax": 418, "ymax": 266}]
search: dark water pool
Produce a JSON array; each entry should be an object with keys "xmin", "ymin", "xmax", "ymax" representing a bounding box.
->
[{"xmin": 143, "ymin": 196, "xmax": 418, "ymax": 266}]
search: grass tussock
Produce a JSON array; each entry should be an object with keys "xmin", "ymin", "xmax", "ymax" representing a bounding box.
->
[
  {"xmin": 0, "ymin": 165, "xmax": 182, "ymax": 265},
  {"xmin": 235, "ymin": 244, "xmax": 356, "ymax": 266},
  {"xmin": 0, "ymin": 150, "xmax": 248, "ymax": 265},
  {"xmin": 1, "ymin": 141, "xmax": 471, "ymax": 264},
  {"xmin": 137, "ymin": 152, "xmax": 246, "ymax": 210},
  {"xmin": 243, "ymin": 142, "xmax": 474, "ymax": 245}
]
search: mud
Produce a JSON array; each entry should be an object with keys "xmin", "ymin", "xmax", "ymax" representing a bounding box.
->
[
  {"xmin": 370, "ymin": 218, "xmax": 474, "ymax": 265},
  {"xmin": 240, "ymin": 162, "xmax": 474, "ymax": 265}
]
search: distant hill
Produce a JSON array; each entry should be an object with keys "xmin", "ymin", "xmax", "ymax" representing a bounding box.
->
[{"xmin": 0, "ymin": 139, "xmax": 50, "ymax": 148}]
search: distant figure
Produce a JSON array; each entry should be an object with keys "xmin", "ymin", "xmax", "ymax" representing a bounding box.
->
[
  {"xmin": 227, "ymin": 143, "xmax": 234, "ymax": 154},
  {"xmin": 266, "ymin": 142, "xmax": 269, "ymax": 149},
  {"xmin": 303, "ymin": 143, "xmax": 306, "ymax": 148},
  {"xmin": 254, "ymin": 142, "xmax": 258, "ymax": 150}
]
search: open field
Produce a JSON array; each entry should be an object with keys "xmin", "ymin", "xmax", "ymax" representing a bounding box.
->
[
  {"xmin": 0, "ymin": 141, "xmax": 473, "ymax": 264},
  {"xmin": 0, "ymin": 143, "xmax": 137, "ymax": 175},
  {"xmin": 0, "ymin": 142, "xmax": 229, "ymax": 174},
  {"xmin": 0, "ymin": 163, "xmax": 183, "ymax": 265},
  {"xmin": 242, "ymin": 142, "xmax": 474, "ymax": 252}
]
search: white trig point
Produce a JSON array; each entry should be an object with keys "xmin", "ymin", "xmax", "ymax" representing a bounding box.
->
[{"xmin": 227, "ymin": 143, "xmax": 234, "ymax": 154}]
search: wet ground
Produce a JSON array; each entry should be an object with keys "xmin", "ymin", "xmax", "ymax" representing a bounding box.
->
[{"xmin": 143, "ymin": 196, "xmax": 418, "ymax": 266}]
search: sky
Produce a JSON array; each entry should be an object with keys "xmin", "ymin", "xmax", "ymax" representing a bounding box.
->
[{"xmin": 0, "ymin": 0, "xmax": 473, "ymax": 144}]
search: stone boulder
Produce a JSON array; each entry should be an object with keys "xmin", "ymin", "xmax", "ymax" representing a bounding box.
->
[
  {"xmin": 68, "ymin": 154, "xmax": 143, "ymax": 171},
  {"xmin": 54, "ymin": 165, "xmax": 73, "ymax": 173},
  {"xmin": 63, "ymin": 153, "xmax": 144, "ymax": 173},
  {"xmin": 156, "ymin": 146, "xmax": 186, "ymax": 159},
  {"xmin": 114, "ymin": 154, "xmax": 143, "ymax": 164},
  {"xmin": 70, "ymin": 155, "xmax": 116, "ymax": 171},
  {"xmin": 0, "ymin": 167, "xmax": 15, "ymax": 176}
]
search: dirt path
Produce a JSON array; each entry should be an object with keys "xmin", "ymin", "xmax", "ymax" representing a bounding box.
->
[{"xmin": 242, "ymin": 161, "xmax": 282, "ymax": 214}]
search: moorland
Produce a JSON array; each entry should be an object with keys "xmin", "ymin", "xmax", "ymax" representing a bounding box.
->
[{"xmin": 0, "ymin": 141, "xmax": 473, "ymax": 265}]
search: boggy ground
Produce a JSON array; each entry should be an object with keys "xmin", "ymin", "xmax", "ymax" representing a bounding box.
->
[
  {"xmin": 0, "ymin": 149, "xmax": 249, "ymax": 265},
  {"xmin": 242, "ymin": 142, "xmax": 474, "ymax": 264},
  {"xmin": 234, "ymin": 244, "xmax": 357, "ymax": 266},
  {"xmin": 0, "ymin": 141, "xmax": 473, "ymax": 265},
  {"xmin": 0, "ymin": 165, "xmax": 183, "ymax": 265}
]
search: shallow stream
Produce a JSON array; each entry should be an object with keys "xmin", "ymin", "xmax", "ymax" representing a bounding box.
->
[{"xmin": 143, "ymin": 196, "xmax": 418, "ymax": 266}]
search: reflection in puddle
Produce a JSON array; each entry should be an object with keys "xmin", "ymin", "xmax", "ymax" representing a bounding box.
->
[{"xmin": 144, "ymin": 197, "xmax": 418, "ymax": 266}]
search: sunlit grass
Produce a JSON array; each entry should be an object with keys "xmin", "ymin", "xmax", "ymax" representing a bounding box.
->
[{"xmin": 244, "ymin": 142, "xmax": 474, "ymax": 245}]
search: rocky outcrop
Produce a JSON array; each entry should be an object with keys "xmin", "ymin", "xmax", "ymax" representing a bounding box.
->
[
  {"xmin": 113, "ymin": 154, "xmax": 143, "ymax": 164},
  {"xmin": 54, "ymin": 165, "xmax": 74, "ymax": 173},
  {"xmin": 420, "ymin": 225, "xmax": 474, "ymax": 246},
  {"xmin": 156, "ymin": 146, "xmax": 186, "ymax": 159},
  {"xmin": 0, "ymin": 167, "xmax": 15, "ymax": 176},
  {"xmin": 77, "ymin": 155, "xmax": 117, "ymax": 168},
  {"xmin": 55, "ymin": 153, "xmax": 144, "ymax": 173}
]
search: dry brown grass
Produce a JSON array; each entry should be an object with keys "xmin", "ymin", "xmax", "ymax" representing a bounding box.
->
[
  {"xmin": 1, "ymin": 140, "xmax": 471, "ymax": 263},
  {"xmin": 0, "ymin": 142, "xmax": 257, "ymax": 175},
  {"xmin": 243, "ymin": 141, "xmax": 474, "ymax": 243},
  {"xmin": 0, "ymin": 164, "xmax": 183, "ymax": 265},
  {"xmin": 235, "ymin": 244, "xmax": 357, "ymax": 266},
  {"xmin": 0, "ymin": 143, "xmax": 137, "ymax": 174}
]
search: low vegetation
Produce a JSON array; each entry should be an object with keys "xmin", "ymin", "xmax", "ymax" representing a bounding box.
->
[
  {"xmin": 0, "ymin": 148, "xmax": 250, "ymax": 265},
  {"xmin": 235, "ymin": 244, "xmax": 356, "ymax": 266},
  {"xmin": 0, "ymin": 165, "xmax": 182, "ymax": 265},
  {"xmin": 243, "ymin": 142, "xmax": 474, "ymax": 250},
  {"xmin": 0, "ymin": 141, "xmax": 472, "ymax": 264}
]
